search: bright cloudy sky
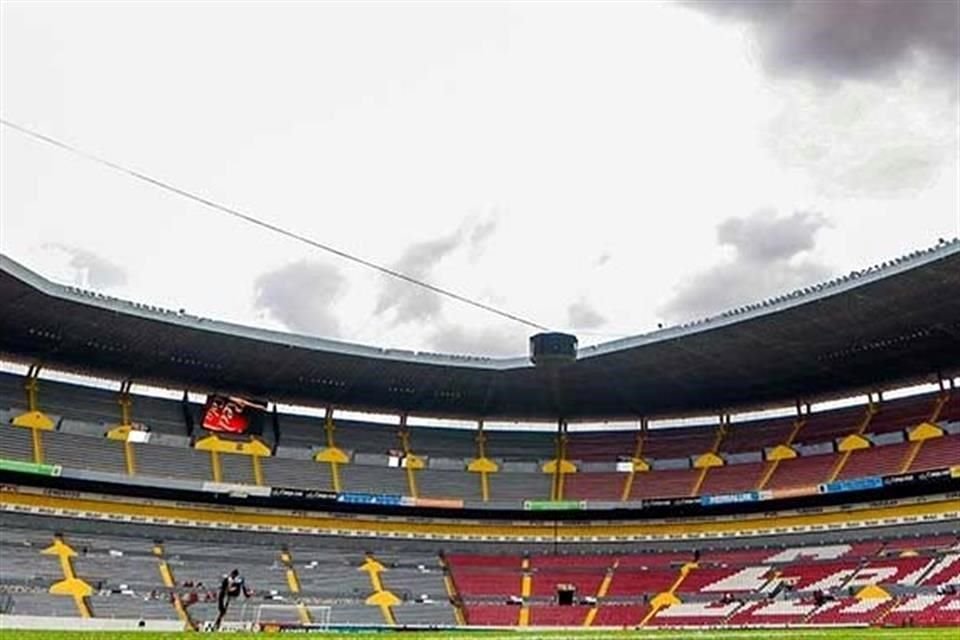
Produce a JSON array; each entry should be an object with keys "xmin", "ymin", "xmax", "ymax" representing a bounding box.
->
[{"xmin": 2, "ymin": 0, "xmax": 958, "ymax": 358}]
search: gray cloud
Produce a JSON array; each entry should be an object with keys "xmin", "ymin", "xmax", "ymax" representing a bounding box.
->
[
  {"xmin": 692, "ymin": 1, "xmax": 959, "ymax": 195},
  {"xmin": 375, "ymin": 215, "xmax": 500, "ymax": 326},
  {"xmin": 254, "ymin": 260, "xmax": 345, "ymax": 337},
  {"xmin": 689, "ymin": 0, "xmax": 959, "ymax": 83},
  {"xmin": 660, "ymin": 210, "xmax": 832, "ymax": 322},
  {"xmin": 428, "ymin": 324, "xmax": 524, "ymax": 357},
  {"xmin": 567, "ymin": 299, "xmax": 606, "ymax": 330},
  {"xmin": 47, "ymin": 244, "xmax": 127, "ymax": 289},
  {"xmin": 716, "ymin": 210, "xmax": 824, "ymax": 262}
]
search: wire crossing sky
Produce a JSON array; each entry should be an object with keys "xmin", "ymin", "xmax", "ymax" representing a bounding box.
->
[
  {"xmin": 1, "ymin": 2, "xmax": 956, "ymax": 356},
  {"xmin": 0, "ymin": 118, "xmax": 550, "ymax": 332}
]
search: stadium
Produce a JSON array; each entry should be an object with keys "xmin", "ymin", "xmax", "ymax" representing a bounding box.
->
[
  {"xmin": 0, "ymin": 240, "xmax": 959, "ymax": 639},
  {"xmin": 2, "ymin": 3, "xmax": 960, "ymax": 639}
]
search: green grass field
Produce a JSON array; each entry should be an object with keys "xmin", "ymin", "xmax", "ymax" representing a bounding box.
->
[{"xmin": 1, "ymin": 630, "xmax": 959, "ymax": 639}]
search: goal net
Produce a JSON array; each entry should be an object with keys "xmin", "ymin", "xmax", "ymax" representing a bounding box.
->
[{"xmin": 245, "ymin": 603, "xmax": 333, "ymax": 631}]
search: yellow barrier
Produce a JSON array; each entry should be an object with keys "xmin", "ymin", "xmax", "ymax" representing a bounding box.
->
[{"xmin": 1, "ymin": 485, "xmax": 956, "ymax": 542}]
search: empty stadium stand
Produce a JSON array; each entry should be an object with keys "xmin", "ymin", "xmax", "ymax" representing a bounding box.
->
[
  {"xmin": 629, "ymin": 468, "xmax": 699, "ymax": 499},
  {"xmin": 3, "ymin": 371, "xmax": 958, "ymax": 511},
  {"xmin": 0, "ymin": 522, "xmax": 458, "ymax": 628},
  {"xmin": 429, "ymin": 534, "xmax": 960, "ymax": 628},
  {"xmin": 912, "ymin": 434, "xmax": 960, "ymax": 472}
]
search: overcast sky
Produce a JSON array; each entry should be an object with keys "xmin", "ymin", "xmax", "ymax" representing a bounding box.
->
[{"xmin": 2, "ymin": 0, "xmax": 958, "ymax": 358}]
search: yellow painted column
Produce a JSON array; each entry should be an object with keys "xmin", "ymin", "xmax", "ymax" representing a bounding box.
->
[
  {"xmin": 712, "ymin": 416, "xmax": 728, "ymax": 453},
  {"xmin": 123, "ymin": 441, "xmax": 137, "ymax": 475},
  {"xmin": 397, "ymin": 416, "xmax": 422, "ymax": 498},
  {"xmin": 314, "ymin": 408, "xmax": 349, "ymax": 492},
  {"xmin": 551, "ymin": 427, "xmax": 562, "ymax": 501},
  {"xmin": 209, "ymin": 450, "xmax": 222, "ymax": 482},
  {"xmin": 11, "ymin": 366, "xmax": 55, "ymax": 464},
  {"xmin": 470, "ymin": 420, "xmax": 498, "ymax": 502},
  {"xmin": 556, "ymin": 431, "xmax": 569, "ymax": 500},
  {"xmin": 518, "ymin": 557, "xmax": 532, "ymax": 626},
  {"xmin": 112, "ymin": 385, "xmax": 137, "ymax": 477},
  {"xmin": 251, "ymin": 455, "xmax": 264, "ymax": 486},
  {"xmin": 31, "ymin": 428, "xmax": 45, "ymax": 464},
  {"xmin": 325, "ymin": 407, "xmax": 342, "ymax": 492},
  {"xmin": 786, "ymin": 416, "xmax": 805, "ymax": 445},
  {"xmin": 856, "ymin": 398, "xmax": 877, "ymax": 435},
  {"xmin": 12, "ymin": 365, "xmax": 56, "ymax": 431},
  {"xmin": 107, "ymin": 425, "xmax": 139, "ymax": 475},
  {"xmin": 544, "ymin": 421, "xmax": 576, "ymax": 501},
  {"xmin": 621, "ymin": 421, "xmax": 646, "ymax": 501},
  {"xmin": 622, "ymin": 457, "xmax": 650, "ymax": 501},
  {"xmin": 928, "ymin": 392, "xmax": 949, "ymax": 423},
  {"xmin": 193, "ymin": 434, "xmax": 271, "ymax": 484}
]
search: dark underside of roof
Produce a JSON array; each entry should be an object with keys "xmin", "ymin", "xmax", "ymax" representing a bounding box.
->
[{"xmin": 1, "ymin": 253, "xmax": 959, "ymax": 421}]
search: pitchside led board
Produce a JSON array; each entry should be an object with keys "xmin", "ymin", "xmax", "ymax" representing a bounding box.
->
[{"xmin": 201, "ymin": 395, "xmax": 267, "ymax": 436}]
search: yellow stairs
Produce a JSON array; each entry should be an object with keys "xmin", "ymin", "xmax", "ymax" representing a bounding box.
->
[
  {"xmin": 582, "ymin": 560, "xmax": 619, "ymax": 626},
  {"xmin": 42, "ymin": 534, "xmax": 94, "ymax": 618},
  {"xmin": 152, "ymin": 542, "xmax": 196, "ymax": 629},
  {"xmin": 639, "ymin": 562, "xmax": 697, "ymax": 627},
  {"xmin": 438, "ymin": 553, "xmax": 467, "ymax": 625},
  {"xmin": 360, "ymin": 553, "xmax": 399, "ymax": 625},
  {"xmin": 279, "ymin": 547, "xmax": 312, "ymax": 624}
]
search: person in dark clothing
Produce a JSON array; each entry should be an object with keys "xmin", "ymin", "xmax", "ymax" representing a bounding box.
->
[{"xmin": 214, "ymin": 569, "xmax": 252, "ymax": 629}]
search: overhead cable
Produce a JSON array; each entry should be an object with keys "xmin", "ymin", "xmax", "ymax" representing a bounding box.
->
[{"xmin": 0, "ymin": 118, "xmax": 550, "ymax": 331}]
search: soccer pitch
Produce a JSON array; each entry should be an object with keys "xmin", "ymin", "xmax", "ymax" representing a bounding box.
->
[{"xmin": 1, "ymin": 630, "xmax": 959, "ymax": 640}]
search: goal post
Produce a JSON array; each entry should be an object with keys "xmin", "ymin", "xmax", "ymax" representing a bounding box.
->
[{"xmin": 248, "ymin": 603, "xmax": 332, "ymax": 631}]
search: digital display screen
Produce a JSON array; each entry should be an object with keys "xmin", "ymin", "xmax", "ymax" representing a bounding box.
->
[{"xmin": 201, "ymin": 395, "xmax": 267, "ymax": 435}]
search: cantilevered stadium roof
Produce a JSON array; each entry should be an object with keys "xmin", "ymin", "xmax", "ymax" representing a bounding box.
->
[{"xmin": 1, "ymin": 243, "xmax": 959, "ymax": 421}]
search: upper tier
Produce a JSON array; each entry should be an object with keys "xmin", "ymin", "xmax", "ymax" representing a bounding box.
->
[
  {"xmin": 2, "ymin": 372, "xmax": 958, "ymax": 507},
  {"xmin": 1, "ymin": 242, "xmax": 959, "ymax": 419}
]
